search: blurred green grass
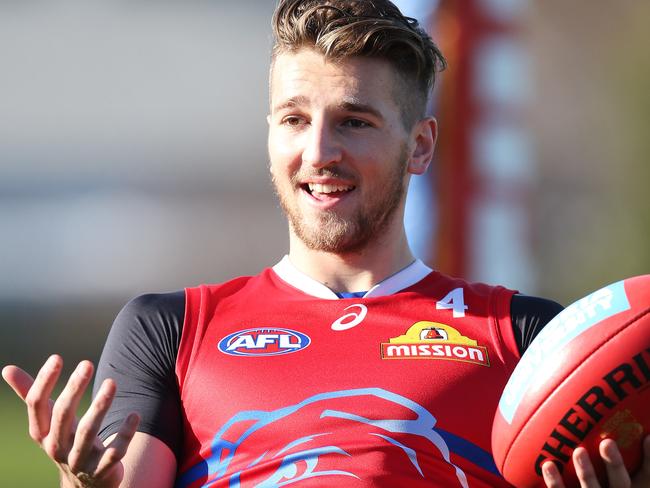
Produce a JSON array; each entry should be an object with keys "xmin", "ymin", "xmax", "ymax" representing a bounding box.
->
[
  {"xmin": 0, "ymin": 390, "xmax": 91, "ymax": 487},
  {"xmin": 0, "ymin": 303, "xmax": 113, "ymax": 486},
  {"xmin": 0, "ymin": 390, "xmax": 58, "ymax": 486}
]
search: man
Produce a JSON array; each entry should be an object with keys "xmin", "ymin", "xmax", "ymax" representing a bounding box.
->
[{"xmin": 3, "ymin": 0, "xmax": 649, "ymax": 487}]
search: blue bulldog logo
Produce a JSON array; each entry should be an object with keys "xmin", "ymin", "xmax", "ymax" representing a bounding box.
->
[{"xmin": 176, "ymin": 388, "xmax": 484, "ymax": 488}]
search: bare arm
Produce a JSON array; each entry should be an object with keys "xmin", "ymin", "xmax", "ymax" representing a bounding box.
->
[
  {"xmin": 106, "ymin": 432, "xmax": 176, "ymax": 488},
  {"xmin": 2, "ymin": 356, "xmax": 175, "ymax": 488}
]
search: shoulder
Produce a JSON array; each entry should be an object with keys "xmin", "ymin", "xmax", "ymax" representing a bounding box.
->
[
  {"xmin": 111, "ymin": 291, "xmax": 186, "ymax": 345},
  {"xmin": 185, "ymin": 270, "xmax": 278, "ymax": 305},
  {"xmin": 510, "ymin": 294, "xmax": 564, "ymax": 353},
  {"xmin": 511, "ymin": 294, "xmax": 564, "ymax": 323},
  {"xmin": 116, "ymin": 291, "xmax": 185, "ymax": 324},
  {"xmin": 421, "ymin": 271, "xmax": 518, "ymax": 315},
  {"xmin": 426, "ymin": 270, "xmax": 516, "ymax": 295},
  {"xmin": 120, "ymin": 290, "xmax": 185, "ymax": 315}
]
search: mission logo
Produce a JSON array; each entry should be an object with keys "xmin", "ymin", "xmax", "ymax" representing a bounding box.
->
[
  {"xmin": 381, "ymin": 321, "xmax": 490, "ymax": 366},
  {"xmin": 218, "ymin": 328, "xmax": 311, "ymax": 357}
]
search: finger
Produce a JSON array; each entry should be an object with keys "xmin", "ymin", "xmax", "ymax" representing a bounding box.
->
[
  {"xmin": 2, "ymin": 365, "xmax": 36, "ymax": 400},
  {"xmin": 94, "ymin": 413, "xmax": 140, "ymax": 479},
  {"xmin": 632, "ymin": 436, "xmax": 650, "ymax": 488},
  {"xmin": 45, "ymin": 361, "xmax": 94, "ymax": 462},
  {"xmin": 600, "ymin": 438, "xmax": 631, "ymax": 488},
  {"xmin": 573, "ymin": 446, "xmax": 602, "ymax": 488},
  {"xmin": 24, "ymin": 355, "xmax": 63, "ymax": 442},
  {"xmin": 68, "ymin": 378, "xmax": 116, "ymax": 472},
  {"xmin": 542, "ymin": 460, "xmax": 566, "ymax": 488}
]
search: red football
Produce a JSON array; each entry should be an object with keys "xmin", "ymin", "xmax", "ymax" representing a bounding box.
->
[{"xmin": 492, "ymin": 275, "xmax": 650, "ymax": 487}]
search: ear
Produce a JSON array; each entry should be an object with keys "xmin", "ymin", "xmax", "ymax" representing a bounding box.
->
[{"xmin": 407, "ymin": 117, "xmax": 437, "ymax": 175}]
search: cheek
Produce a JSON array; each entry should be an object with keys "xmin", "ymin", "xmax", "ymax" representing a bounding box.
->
[
  {"xmin": 269, "ymin": 134, "xmax": 302, "ymax": 176},
  {"xmin": 269, "ymin": 161, "xmax": 286, "ymax": 187},
  {"xmin": 269, "ymin": 159, "xmax": 298, "ymax": 193}
]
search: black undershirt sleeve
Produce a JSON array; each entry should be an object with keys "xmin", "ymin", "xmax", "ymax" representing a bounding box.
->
[
  {"xmin": 93, "ymin": 289, "xmax": 563, "ymax": 461},
  {"xmin": 94, "ymin": 291, "xmax": 185, "ymax": 460},
  {"xmin": 510, "ymin": 294, "xmax": 564, "ymax": 354}
]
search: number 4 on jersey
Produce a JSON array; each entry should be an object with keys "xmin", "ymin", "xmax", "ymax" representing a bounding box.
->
[{"xmin": 436, "ymin": 287, "xmax": 468, "ymax": 318}]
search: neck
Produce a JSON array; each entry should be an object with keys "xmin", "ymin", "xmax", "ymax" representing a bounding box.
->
[{"xmin": 287, "ymin": 225, "xmax": 416, "ymax": 294}]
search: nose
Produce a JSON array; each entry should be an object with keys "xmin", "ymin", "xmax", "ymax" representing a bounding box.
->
[{"xmin": 301, "ymin": 121, "xmax": 343, "ymax": 168}]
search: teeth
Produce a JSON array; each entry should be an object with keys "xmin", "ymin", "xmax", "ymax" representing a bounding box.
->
[{"xmin": 308, "ymin": 183, "xmax": 354, "ymax": 194}]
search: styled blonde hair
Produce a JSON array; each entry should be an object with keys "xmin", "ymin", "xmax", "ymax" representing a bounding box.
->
[{"xmin": 271, "ymin": 0, "xmax": 446, "ymax": 127}]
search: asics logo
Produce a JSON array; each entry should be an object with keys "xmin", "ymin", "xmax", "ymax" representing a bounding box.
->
[{"xmin": 331, "ymin": 304, "xmax": 367, "ymax": 331}]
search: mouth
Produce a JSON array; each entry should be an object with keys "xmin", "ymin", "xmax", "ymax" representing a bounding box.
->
[{"xmin": 302, "ymin": 182, "xmax": 356, "ymax": 201}]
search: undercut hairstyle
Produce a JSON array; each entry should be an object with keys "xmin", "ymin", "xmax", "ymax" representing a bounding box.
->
[{"xmin": 271, "ymin": 0, "xmax": 447, "ymax": 128}]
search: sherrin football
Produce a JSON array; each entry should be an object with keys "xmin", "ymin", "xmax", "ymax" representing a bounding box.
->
[{"xmin": 492, "ymin": 275, "xmax": 650, "ymax": 488}]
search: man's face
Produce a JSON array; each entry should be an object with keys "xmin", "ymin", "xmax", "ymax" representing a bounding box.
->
[{"xmin": 268, "ymin": 48, "xmax": 417, "ymax": 254}]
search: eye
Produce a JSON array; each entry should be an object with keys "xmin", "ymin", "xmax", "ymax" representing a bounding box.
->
[
  {"xmin": 282, "ymin": 115, "xmax": 307, "ymax": 127},
  {"xmin": 342, "ymin": 118, "xmax": 371, "ymax": 129}
]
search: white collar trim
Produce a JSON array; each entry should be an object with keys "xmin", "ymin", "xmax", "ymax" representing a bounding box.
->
[{"xmin": 272, "ymin": 255, "xmax": 432, "ymax": 299}]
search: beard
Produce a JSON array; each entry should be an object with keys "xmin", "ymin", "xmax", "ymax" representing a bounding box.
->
[{"xmin": 271, "ymin": 148, "xmax": 409, "ymax": 254}]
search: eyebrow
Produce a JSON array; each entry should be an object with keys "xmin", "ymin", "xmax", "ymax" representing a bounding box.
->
[
  {"xmin": 272, "ymin": 96, "xmax": 383, "ymax": 120},
  {"xmin": 338, "ymin": 100, "xmax": 383, "ymax": 120},
  {"xmin": 272, "ymin": 96, "xmax": 309, "ymax": 113}
]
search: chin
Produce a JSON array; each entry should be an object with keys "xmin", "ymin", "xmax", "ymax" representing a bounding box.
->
[{"xmin": 300, "ymin": 228, "xmax": 371, "ymax": 254}]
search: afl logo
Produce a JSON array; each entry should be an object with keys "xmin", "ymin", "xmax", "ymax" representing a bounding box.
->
[{"xmin": 218, "ymin": 328, "xmax": 311, "ymax": 357}]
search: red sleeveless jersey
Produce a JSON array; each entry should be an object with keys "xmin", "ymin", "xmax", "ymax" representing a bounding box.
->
[{"xmin": 175, "ymin": 258, "xmax": 519, "ymax": 488}]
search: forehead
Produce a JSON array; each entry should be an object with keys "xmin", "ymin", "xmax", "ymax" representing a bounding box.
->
[{"xmin": 269, "ymin": 49, "xmax": 401, "ymax": 113}]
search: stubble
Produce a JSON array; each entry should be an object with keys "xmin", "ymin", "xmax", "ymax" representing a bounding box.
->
[{"xmin": 271, "ymin": 147, "xmax": 409, "ymax": 254}]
